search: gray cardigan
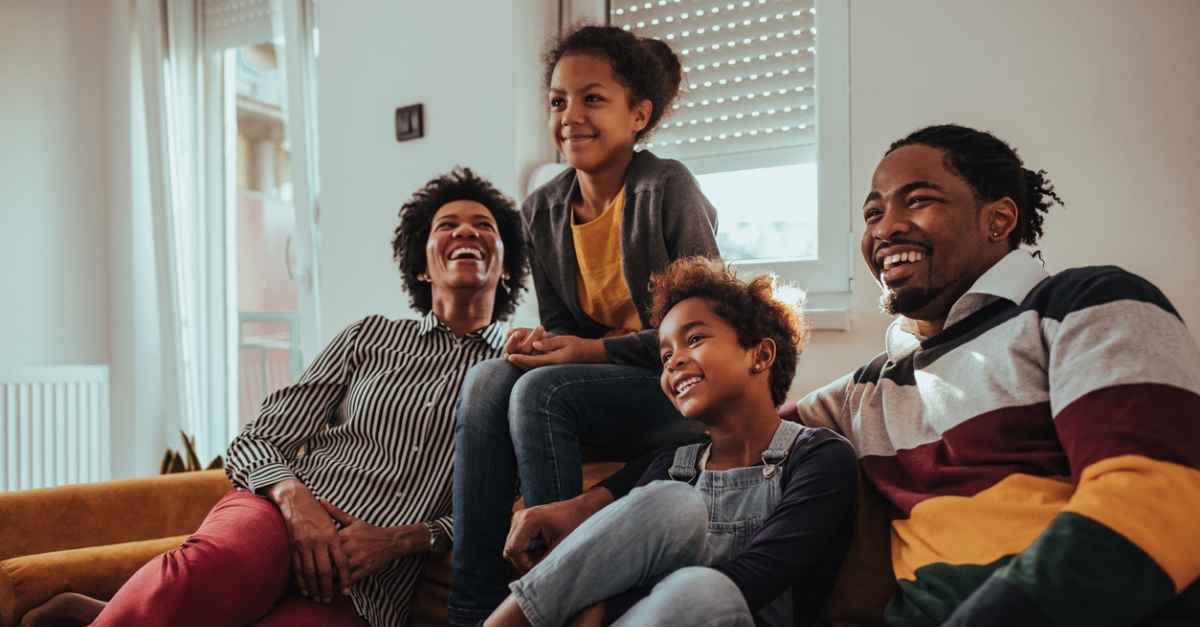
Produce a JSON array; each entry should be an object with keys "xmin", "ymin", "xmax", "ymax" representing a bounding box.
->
[{"xmin": 521, "ymin": 150, "xmax": 720, "ymax": 369}]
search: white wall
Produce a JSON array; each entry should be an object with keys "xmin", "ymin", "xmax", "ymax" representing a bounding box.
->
[
  {"xmin": 317, "ymin": 0, "xmax": 1200, "ymax": 400},
  {"xmin": 0, "ymin": 0, "xmax": 165, "ymax": 480},
  {"xmin": 317, "ymin": 0, "xmax": 557, "ymax": 340},
  {"xmin": 790, "ymin": 0, "xmax": 1200, "ymax": 398},
  {"xmin": 0, "ymin": 0, "xmax": 113, "ymax": 368}
]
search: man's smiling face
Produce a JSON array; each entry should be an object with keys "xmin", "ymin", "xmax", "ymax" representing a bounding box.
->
[{"xmin": 861, "ymin": 144, "xmax": 1000, "ymax": 325}]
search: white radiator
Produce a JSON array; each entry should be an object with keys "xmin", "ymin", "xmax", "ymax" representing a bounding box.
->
[{"xmin": 0, "ymin": 366, "xmax": 111, "ymax": 491}]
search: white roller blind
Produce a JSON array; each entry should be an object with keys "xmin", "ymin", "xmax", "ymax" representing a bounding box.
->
[
  {"xmin": 610, "ymin": 0, "xmax": 817, "ymax": 162},
  {"xmin": 203, "ymin": 0, "xmax": 279, "ymax": 53}
]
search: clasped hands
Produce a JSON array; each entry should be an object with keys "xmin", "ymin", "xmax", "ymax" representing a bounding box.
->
[
  {"xmin": 503, "ymin": 326, "xmax": 607, "ymax": 371},
  {"xmin": 268, "ymin": 479, "xmax": 430, "ymax": 604}
]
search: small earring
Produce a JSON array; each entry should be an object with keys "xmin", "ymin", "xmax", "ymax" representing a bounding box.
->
[
  {"xmin": 753, "ymin": 364, "xmax": 761, "ymax": 371},
  {"xmin": 992, "ymin": 232, "xmax": 999, "ymax": 238}
]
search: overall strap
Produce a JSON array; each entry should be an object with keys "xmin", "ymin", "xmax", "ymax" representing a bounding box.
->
[
  {"xmin": 669, "ymin": 442, "xmax": 706, "ymax": 483},
  {"xmin": 761, "ymin": 420, "xmax": 805, "ymax": 478}
]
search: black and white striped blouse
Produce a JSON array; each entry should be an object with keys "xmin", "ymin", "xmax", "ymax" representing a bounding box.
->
[{"xmin": 225, "ymin": 312, "xmax": 505, "ymax": 626}]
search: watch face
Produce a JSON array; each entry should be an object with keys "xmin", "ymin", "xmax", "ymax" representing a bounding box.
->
[{"xmin": 428, "ymin": 522, "xmax": 446, "ymax": 555}]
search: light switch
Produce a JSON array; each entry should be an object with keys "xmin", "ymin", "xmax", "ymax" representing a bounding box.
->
[{"xmin": 395, "ymin": 104, "xmax": 424, "ymax": 141}]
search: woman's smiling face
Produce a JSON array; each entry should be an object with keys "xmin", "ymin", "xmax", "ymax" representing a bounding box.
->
[
  {"xmin": 423, "ymin": 200, "xmax": 505, "ymax": 297},
  {"xmin": 548, "ymin": 53, "xmax": 650, "ymax": 173}
]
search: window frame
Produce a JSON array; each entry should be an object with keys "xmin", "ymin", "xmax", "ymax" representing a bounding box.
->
[{"xmin": 608, "ymin": 0, "xmax": 853, "ymax": 328}]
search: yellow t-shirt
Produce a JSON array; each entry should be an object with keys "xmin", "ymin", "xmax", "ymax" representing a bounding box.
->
[{"xmin": 571, "ymin": 187, "xmax": 643, "ymax": 337}]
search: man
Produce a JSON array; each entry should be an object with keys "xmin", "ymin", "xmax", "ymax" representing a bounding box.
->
[{"xmin": 506, "ymin": 124, "xmax": 1200, "ymax": 626}]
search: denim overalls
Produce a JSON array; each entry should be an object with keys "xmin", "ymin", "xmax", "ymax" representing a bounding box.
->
[{"xmin": 668, "ymin": 420, "xmax": 804, "ymax": 627}]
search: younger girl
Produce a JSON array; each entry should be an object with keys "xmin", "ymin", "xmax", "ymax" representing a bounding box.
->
[
  {"xmin": 451, "ymin": 25, "xmax": 721, "ymax": 624},
  {"xmin": 485, "ymin": 257, "xmax": 858, "ymax": 627}
]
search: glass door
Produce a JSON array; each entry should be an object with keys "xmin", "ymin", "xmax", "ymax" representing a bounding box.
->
[{"xmin": 231, "ymin": 42, "xmax": 305, "ymax": 427}]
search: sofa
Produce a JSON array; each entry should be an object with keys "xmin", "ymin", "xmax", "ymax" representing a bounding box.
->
[{"xmin": 0, "ymin": 455, "xmax": 892, "ymax": 626}]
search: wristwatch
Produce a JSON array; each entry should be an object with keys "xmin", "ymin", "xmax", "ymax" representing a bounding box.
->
[{"xmin": 424, "ymin": 521, "xmax": 447, "ymax": 556}]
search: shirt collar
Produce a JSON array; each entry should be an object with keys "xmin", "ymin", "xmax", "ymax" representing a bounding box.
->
[
  {"xmin": 886, "ymin": 250, "xmax": 1049, "ymax": 359},
  {"xmin": 418, "ymin": 311, "xmax": 506, "ymax": 351}
]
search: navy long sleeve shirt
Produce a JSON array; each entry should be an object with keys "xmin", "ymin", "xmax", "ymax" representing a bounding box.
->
[{"xmin": 603, "ymin": 426, "xmax": 858, "ymax": 627}]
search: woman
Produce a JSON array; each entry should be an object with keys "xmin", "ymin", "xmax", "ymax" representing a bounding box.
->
[
  {"xmin": 486, "ymin": 258, "xmax": 858, "ymax": 627},
  {"xmin": 450, "ymin": 25, "xmax": 720, "ymax": 625},
  {"xmin": 22, "ymin": 168, "xmax": 528, "ymax": 627}
]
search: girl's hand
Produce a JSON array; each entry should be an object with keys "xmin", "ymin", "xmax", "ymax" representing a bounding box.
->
[
  {"xmin": 503, "ymin": 326, "xmax": 548, "ymax": 359},
  {"xmin": 319, "ymin": 500, "xmax": 430, "ymax": 584},
  {"xmin": 267, "ymin": 479, "xmax": 352, "ymax": 602},
  {"xmin": 506, "ymin": 335, "xmax": 607, "ymax": 371}
]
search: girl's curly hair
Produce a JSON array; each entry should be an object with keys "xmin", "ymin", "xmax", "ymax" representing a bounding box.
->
[
  {"xmin": 649, "ymin": 257, "xmax": 807, "ymax": 407},
  {"xmin": 542, "ymin": 24, "xmax": 683, "ymax": 142},
  {"xmin": 390, "ymin": 168, "xmax": 528, "ymax": 322}
]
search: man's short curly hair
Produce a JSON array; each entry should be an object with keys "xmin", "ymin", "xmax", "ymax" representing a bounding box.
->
[
  {"xmin": 648, "ymin": 257, "xmax": 806, "ymax": 407},
  {"xmin": 887, "ymin": 124, "xmax": 1064, "ymax": 258},
  {"xmin": 390, "ymin": 168, "xmax": 528, "ymax": 322}
]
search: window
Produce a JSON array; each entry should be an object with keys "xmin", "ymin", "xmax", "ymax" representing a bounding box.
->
[
  {"xmin": 202, "ymin": 0, "xmax": 322, "ymax": 432},
  {"xmin": 609, "ymin": 0, "xmax": 851, "ymax": 313}
]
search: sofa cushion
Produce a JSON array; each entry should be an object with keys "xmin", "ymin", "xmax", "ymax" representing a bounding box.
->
[
  {"xmin": 816, "ymin": 474, "xmax": 894, "ymax": 627},
  {"xmin": 0, "ymin": 535, "xmax": 189, "ymax": 627}
]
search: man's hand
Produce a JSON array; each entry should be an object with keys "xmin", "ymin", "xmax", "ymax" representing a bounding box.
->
[
  {"xmin": 320, "ymin": 500, "xmax": 431, "ymax": 584},
  {"xmin": 504, "ymin": 487, "xmax": 614, "ymax": 571},
  {"xmin": 267, "ymin": 478, "xmax": 352, "ymax": 602},
  {"xmin": 506, "ymin": 335, "xmax": 608, "ymax": 371}
]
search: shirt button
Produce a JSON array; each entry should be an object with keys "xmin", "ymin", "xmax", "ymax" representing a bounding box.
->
[
  {"xmin": 395, "ymin": 490, "xmax": 404, "ymax": 499},
  {"xmin": 424, "ymin": 401, "xmax": 433, "ymax": 408},
  {"xmin": 412, "ymin": 445, "xmax": 421, "ymax": 453}
]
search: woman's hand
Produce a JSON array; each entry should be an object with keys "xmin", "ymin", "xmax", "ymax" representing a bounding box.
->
[
  {"xmin": 320, "ymin": 500, "xmax": 432, "ymax": 583},
  {"xmin": 503, "ymin": 326, "xmax": 548, "ymax": 360},
  {"xmin": 266, "ymin": 478, "xmax": 352, "ymax": 602},
  {"xmin": 506, "ymin": 334, "xmax": 607, "ymax": 371}
]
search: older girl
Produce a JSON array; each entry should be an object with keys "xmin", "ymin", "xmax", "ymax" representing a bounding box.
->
[{"xmin": 450, "ymin": 25, "xmax": 720, "ymax": 625}]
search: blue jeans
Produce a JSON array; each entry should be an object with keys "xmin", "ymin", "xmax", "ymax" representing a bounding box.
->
[
  {"xmin": 449, "ymin": 360, "xmax": 706, "ymax": 626},
  {"xmin": 509, "ymin": 481, "xmax": 754, "ymax": 627}
]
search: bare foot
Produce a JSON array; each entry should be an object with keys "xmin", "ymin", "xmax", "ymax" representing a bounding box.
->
[{"xmin": 19, "ymin": 592, "xmax": 107, "ymax": 627}]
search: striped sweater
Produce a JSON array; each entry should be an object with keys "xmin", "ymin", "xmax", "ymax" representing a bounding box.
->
[{"xmin": 791, "ymin": 251, "xmax": 1200, "ymax": 627}]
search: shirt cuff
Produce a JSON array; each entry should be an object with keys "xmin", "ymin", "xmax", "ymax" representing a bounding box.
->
[
  {"xmin": 432, "ymin": 514, "xmax": 454, "ymax": 544},
  {"xmin": 245, "ymin": 462, "xmax": 298, "ymax": 494}
]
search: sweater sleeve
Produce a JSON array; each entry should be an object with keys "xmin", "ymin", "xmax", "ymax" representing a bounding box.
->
[
  {"xmin": 945, "ymin": 268, "xmax": 1200, "ymax": 627},
  {"xmin": 710, "ymin": 429, "xmax": 859, "ymax": 613},
  {"xmin": 224, "ymin": 318, "xmax": 365, "ymax": 493},
  {"xmin": 524, "ymin": 205, "xmax": 588, "ymax": 338},
  {"xmin": 601, "ymin": 161, "xmax": 720, "ymax": 368}
]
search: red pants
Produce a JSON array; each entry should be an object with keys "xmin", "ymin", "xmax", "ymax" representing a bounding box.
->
[{"xmin": 93, "ymin": 490, "xmax": 369, "ymax": 627}]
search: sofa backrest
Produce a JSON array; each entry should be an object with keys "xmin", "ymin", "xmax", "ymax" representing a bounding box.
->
[{"xmin": 0, "ymin": 470, "xmax": 234, "ymax": 561}]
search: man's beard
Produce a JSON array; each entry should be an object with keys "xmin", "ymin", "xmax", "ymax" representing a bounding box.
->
[{"xmin": 880, "ymin": 285, "xmax": 940, "ymax": 316}]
